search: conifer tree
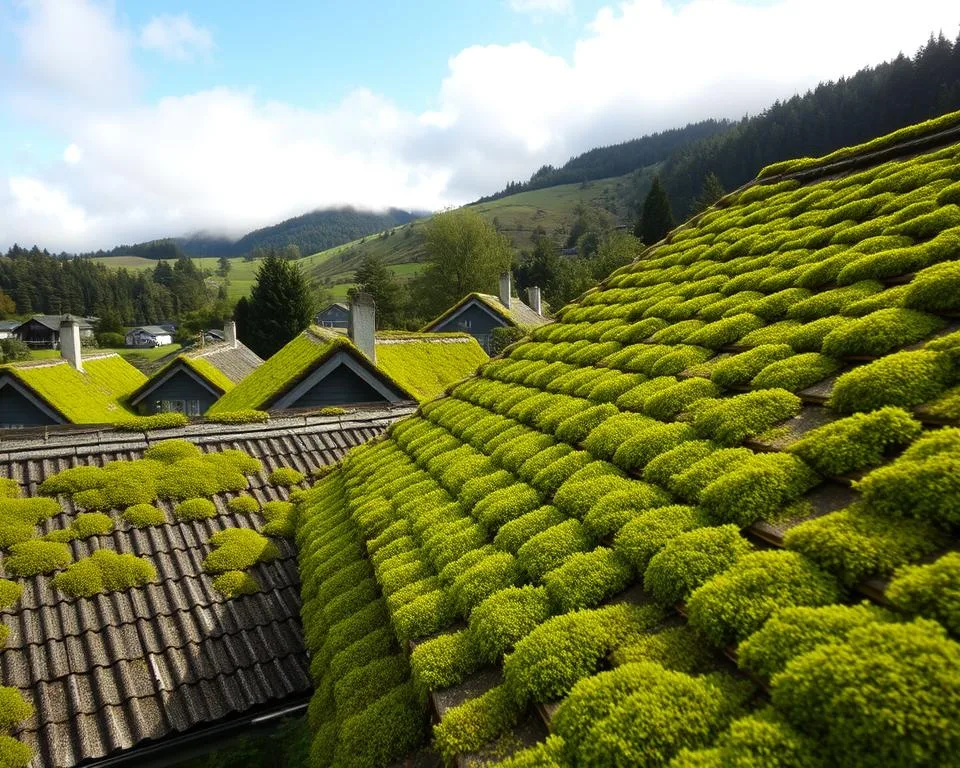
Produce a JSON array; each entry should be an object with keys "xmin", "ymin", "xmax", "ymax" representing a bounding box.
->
[
  {"xmin": 636, "ymin": 176, "xmax": 675, "ymax": 245},
  {"xmin": 690, "ymin": 172, "xmax": 726, "ymax": 215},
  {"xmin": 242, "ymin": 250, "xmax": 316, "ymax": 358}
]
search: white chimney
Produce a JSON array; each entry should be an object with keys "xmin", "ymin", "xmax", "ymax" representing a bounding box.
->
[
  {"xmin": 59, "ymin": 316, "xmax": 83, "ymax": 372},
  {"xmin": 527, "ymin": 286, "xmax": 542, "ymax": 316},
  {"xmin": 224, "ymin": 320, "xmax": 238, "ymax": 348},
  {"xmin": 499, "ymin": 272, "xmax": 512, "ymax": 310},
  {"xmin": 349, "ymin": 293, "xmax": 376, "ymax": 364}
]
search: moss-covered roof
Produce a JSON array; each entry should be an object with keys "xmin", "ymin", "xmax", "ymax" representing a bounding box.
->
[
  {"xmin": 2, "ymin": 354, "xmax": 146, "ymax": 424},
  {"xmin": 423, "ymin": 292, "xmax": 549, "ymax": 332},
  {"xmin": 374, "ymin": 333, "xmax": 489, "ymax": 402},
  {"xmin": 293, "ymin": 110, "xmax": 960, "ymax": 767}
]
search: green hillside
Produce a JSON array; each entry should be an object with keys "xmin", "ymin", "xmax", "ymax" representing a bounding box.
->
[{"xmin": 292, "ymin": 110, "xmax": 960, "ymax": 766}]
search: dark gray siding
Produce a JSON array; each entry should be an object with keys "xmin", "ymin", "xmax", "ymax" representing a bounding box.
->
[
  {"xmin": 137, "ymin": 369, "xmax": 219, "ymax": 415},
  {"xmin": 289, "ymin": 364, "xmax": 390, "ymax": 408},
  {"xmin": 315, "ymin": 305, "xmax": 350, "ymax": 328},
  {"xmin": 432, "ymin": 303, "xmax": 507, "ymax": 352},
  {"xmin": 0, "ymin": 387, "xmax": 59, "ymax": 427}
]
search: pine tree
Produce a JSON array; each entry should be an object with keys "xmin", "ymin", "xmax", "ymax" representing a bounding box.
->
[
  {"xmin": 349, "ymin": 255, "xmax": 403, "ymax": 328},
  {"xmin": 689, "ymin": 172, "xmax": 726, "ymax": 215},
  {"xmin": 636, "ymin": 176, "xmax": 675, "ymax": 245},
  {"xmin": 242, "ymin": 251, "xmax": 316, "ymax": 358}
]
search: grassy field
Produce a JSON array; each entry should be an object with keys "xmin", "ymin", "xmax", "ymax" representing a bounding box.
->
[
  {"xmin": 26, "ymin": 343, "xmax": 183, "ymax": 374},
  {"xmin": 91, "ymin": 170, "xmax": 646, "ymax": 303}
]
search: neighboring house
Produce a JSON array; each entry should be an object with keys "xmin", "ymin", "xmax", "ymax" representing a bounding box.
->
[
  {"xmin": 128, "ymin": 322, "xmax": 263, "ymax": 416},
  {"xmin": 13, "ymin": 314, "xmax": 96, "ymax": 349},
  {"xmin": 203, "ymin": 329, "xmax": 225, "ymax": 343},
  {"xmin": 314, "ymin": 301, "xmax": 350, "ymax": 328},
  {"xmin": 124, "ymin": 325, "xmax": 174, "ymax": 348},
  {"xmin": 209, "ymin": 297, "xmax": 487, "ymax": 414},
  {"xmin": 0, "ymin": 407, "xmax": 413, "ymax": 767},
  {"xmin": 421, "ymin": 273, "xmax": 549, "ymax": 352},
  {"xmin": 0, "ymin": 320, "xmax": 20, "ymax": 339}
]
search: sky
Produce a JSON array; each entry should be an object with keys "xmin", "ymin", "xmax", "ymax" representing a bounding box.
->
[{"xmin": 0, "ymin": 0, "xmax": 958, "ymax": 252}]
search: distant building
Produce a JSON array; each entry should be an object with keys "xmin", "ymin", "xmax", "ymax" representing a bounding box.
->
[
  {"xmin": 203, "ymin": 329, "xmax": 225, "ymax": 343},
  {"xmin": 124, "ymin": 326, "xmax": 174, "ymax": 348},
  {"xmin": 0, "ymin": 318, "xmax": 145, "ymax": 428},
  {"xmin": 0, "ymin": 321, "xmax": 20, "ymax": 340},
  {"xmin": 314, "ymin": 302, "xmax": 350, "ymax": 329},
  {"xmin": 208, "ymin": 295, "xmax": 488, "ymax": 414},
  {"xmin": 421, "ymin": 273, "xmax": 549, "ymax": 352},
  {"xmin": 14, "ymin": 314, "xmax": 96, "ymax": 349},
  {"xmin": 128, "ymin": 322, "xmax": 263, "ymax": 417}
]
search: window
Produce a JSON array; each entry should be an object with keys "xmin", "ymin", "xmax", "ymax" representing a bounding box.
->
[{"xmin": 159, "ymin": 399, "xmax": 202, "ymax": 417}]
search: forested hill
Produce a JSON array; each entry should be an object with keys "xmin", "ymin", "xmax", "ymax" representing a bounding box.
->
[
  {"xmin": 86, "ymin": 206, "xmax": 420, "ymax": 260},
  {"xmin": 484, "ymin": 31, "xmax": 960, "ymax": 215}
]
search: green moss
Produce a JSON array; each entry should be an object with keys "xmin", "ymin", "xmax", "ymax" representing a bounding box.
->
[
  {"xmin": 227, "ymin": 495, "xmax": 260, "ymax": 515},
  {"xmin": 119, "ymin": 503, "xmax": 164, "ymax": 527},
  {"xmin": 410, "ymin": 630, "xmax": 477, "ymax": 693},
  {"xmin": 903, "ymin": 260, "xmax": 960, "ymax": 312},
  {"xmin": 0, "ymin": 578, "xmax": 22, "ymax": 609},
  {"xmin": 0, "ymin": 478, "xmax": 20, "ymax": 498},
  {"xmin": 262, "ymin": 500, "xmax": 295, "ymax": 537},
  {"xmin": 691, "ymin": 389, "xmax": 802, "ymax": 446},
  {"xmin": 750, "ymin": 353, "xmax": 840, "ymax": 392},
  {"xmin": 583, "ymin": 412, "xmax": 656, "ymax": 461},
  {"xmin": 887, "ymin": 552, "xmax": 960, "ymax": 634},
  {"xmin": 771, "ymin": 619, "xmax": 960, "ymax": 768},
  {"xmin": 45, "ymin": 511, "xmax": 114, "ymax": 542},
  {"xmin": 787, "ymin": 282, "xmax": 882, "ymax": 322},
  {"xmin": 642, "ymin": 379, "xmax": 718, "ymax": 421},
  {"xmin": 820, "ymin": 308, "xmax": 944, "ymax": 358},
  {"xmin": 553, "ymin": 403, "xmax": 618, "ymax": 445},
  {"xmin": 52, "ymin": 549, "xmax": 156, "ymax": 597},
  {"xmin": 543, "ymin": 547, "xmax": 633, "ymax": 613},
  {"xmin": 143, "ymin": 439, "xmax": 201, "ymax": 463},
  {"xmin": 516, "ymin": 519, "xmax": 592, "ymax": 582},
  {"xmin": 0, "ymin": 497, "xmax": 61, "ymax": 524},
  {"xmin": 0, "ymin": 686, "xmax": 32, "ymax": 730},
  {"xmin": 268, "ymin": 467, "xmax": 305, "ymax": 487},
  {"xmin": 4, "ymin": 539, "xmax": 72, "ymax": 577},
  {"xmin": 0, "ymin": 522, "xmax": 35, "ymax": 549},
  {"xmin": 203, "ymin": 527, "xmax": 281, "ymax": 573},
  {"xmin": 836, "ymin": 229, "xmax": 960, "ymax": 285},
  {"xmin": 687, "ymin": 550, "xmax": 841, "ymax": 647},
  {"xmin": 175, "ymin": 497, "xmax": 217, "ymax": 521},
  {"xmin": 829, "ymin": 349, "xmax": 953, "ymax": 413},
  {"xmin": 204, "ymin": 409, "xmax": 270, "ymax": 424},
  {"xmin": 450, "ymin": 552, "xmax": 522, "ymax": 616},
  {"xmin": 434, "ymin": 683, "xmax": 524, "ymax": 764},
  {"xmin": 710, "ymin": 345, "xmax": 794, "ymax": 388},
  {"xmin": 787, "ymin": 407, "xmax": 922, "ymax": 476},
  {"xmin": 0, "ymin": 735, "xmax": 33, "ymax": 768},
  {"xmin": 467, "ymin": 586, "xmax": 552, "ymax": 665},
  {"xmin": 212, "ymin": 570, "xmax": 261, "ymax": 597},
  {"xmin": 642, "ymin": 440, "xmax": 715, "ymax": 487},
  {"xmin": 157, "ymin": 455, "xmax": 249, "ymax": 500},
  {"xmin": 787, "ymin": 317, "xmax": 852, "ymax": 352},
  {"xmin": 738, "ymin": 602, "xmax": 894, "ymax": 680},
  {"xmin": 114, "ymin": 412, "xmax": 190, "ymax": 431}
]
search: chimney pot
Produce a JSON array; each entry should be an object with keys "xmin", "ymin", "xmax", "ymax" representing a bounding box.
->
[
  {"xmin": 59, "ymin": 316, "xmax": 83, "ymax": 372},
  {"xmin": 224, "ymin": 320, "xmax": 238, "ymax": 348},
  {"xmin": 348, "ymin": 294, "xmax": 377, "ymax": 364},
  {"xmin": 527, "ymin": 286, "xmax": 542, "ymax": 316},
  {"xmin": 499, "ymin": 272, "xmax": 512, "ymax": 310}
]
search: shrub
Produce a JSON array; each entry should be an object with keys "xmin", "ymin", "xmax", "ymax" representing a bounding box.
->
[
  {"xmin": 784, "ymin": 504, "xmax": 948, "ymax": 587},
  {"xmin": 4, "ymin": 539, "xmax": 72, "ymax": 577},
  {"xmin": 262, "ymin": 500, "xmax": 295, "ymax": 536},
  {"xmin": 517, "ymin": 519, "xmax": 592, "ymax": 582},
  {"xmin": 202, "ymin": 527, "xmax": 281, "ymax": 573},
  {"xmin": 433, "ymin": 684, "xmax": 524, "ymax": 764},
  {"xmin": 903, "ymin": 260, "xmax": 960, "ymax": 312},
  {"xmin": 642, "ymin": 380, "xmax": 718, "ymax": 421},
  {"xmin": 113, "ymin": 412, "xmax": 190, "ymax": 431},
  {"xmin": 206, "ymin": 409, "xmax": 270, "ymax": 424},
  {"xmin": 644, "ymin": 525, "xmax": 752, "ymax": 606},
  {"xmin": 467, "ymin": 586, "xmax": 552, "ymax": 664},
  {"xmin": 698, "ymin": 452, "xmax": 818, "ymax": 527},
  {"xmin": 543, "ymin": 547, "xmax": 633, "ymax": 612},
  {"xmin": 691, "ymin": 390, "xmax": 802, "ymax": 446},
  {"xmin": 737, "ymin": 602, "xmax": 894, "ymax": 680},
  {"xmin": 410, "ymin": 630, "xmax": 477, "ymax": 693},
  {"xmin": 52, "ymin": 549, "xmax": 156, "ymax": 598},
  {"xmin": 503, "ymin": 604, "xmax": 664, "ymax": 703},
  {"xmin": 771, "ymin": 619, "xmax": 960, "ymax": 768},
  {"xmin": 686, "ymin": 550, "xmax": 841, "ymax": 647},
  {"xmin": 268, "ymin": 467, "xmax": 305, "ymax": 487},
  {"xmin": 212, "ymin": 570, "xmax": 260, "ymax": 597},
  {"xmin": 175, "ymin": 497, "xmax": 217, "ymax": 521},
  {"xmin": 828, "ymin": 350, "xmax": 952, "ymax": 413},
  {"xmin": 0, "ymin": 578, "xmax": 23, "ymax": 609},
  {"xmin": 227, "ymin": 495, "xmax": 260, "ymax": 515},
  {"xmin": 886, "ymin": 552, "xmax": 960, "ymax": 633},
  {"xmin": 333, "ymin": 682, "xmax": 427, "ymax": 768},
  {"xmin": 821, "ymin": 308, "xmax": 944, "ymax": 358},
  {"xmin": 450, "ymin": 552, "xmax": 522, "ymax": 616},
  {"xmin": 750, "ymin": 353, "xmax": 840, "ymax": 392},
  {"xmin": 642, "ymin": 440, "xmax": 715, "ymax": 487},
  {"xmin": 787, "ymin": 406, "xmax": 921, "ymax": 476},
  {"xmin": 710, "ymin": 345, "xmax": 794, "ymax": 388}
]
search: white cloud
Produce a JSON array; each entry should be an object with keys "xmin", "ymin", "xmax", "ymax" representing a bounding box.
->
[
  {"xmin": 63, "ymin": 144, "xmax": 82, "ymax": 165},
  {"xmin": 140, "ymin": 13, "xmax": 214, "ymax": 61},
  {"xmin": 508, "ymin": 0, "xmax": 573, "ymax": 15},
  {"xmin": 3, "ymin": 0, "xmax": 959, "ymax": 251}
]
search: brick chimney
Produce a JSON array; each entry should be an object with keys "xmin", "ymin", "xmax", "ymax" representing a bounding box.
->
[
  {"xmin": 224, "ymin": 320, "xmax": 238, "ymax": 348},
  {"xmin": 349, "ymin": 293, "xmax": 376, "ymax": 364},
  {"xmin": 527, "ymin": 286, "xmax": 542, "ymax": 316},
  {"xmin": 59, "ymin": 316, "xmax": 83, "ymax": 372},
  {"xmin": 498, "ymin": 272, "xmax": 512, "ymax": 310}
]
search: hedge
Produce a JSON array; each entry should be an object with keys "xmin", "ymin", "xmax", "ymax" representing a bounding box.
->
[
  {"xmin": 771, "ymin": 619, "xmax": 960, "ymax": 768},
  {"xmin": 886, "ymin": 552, "xmax": 960, "ymax": 633}
]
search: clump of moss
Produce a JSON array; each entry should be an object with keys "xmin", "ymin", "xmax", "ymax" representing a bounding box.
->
[
  {"xmin": 0, "ymin": 478, "xmax": 20, "ymax": 498},
  {"xmin": 262, "ymin": 500, "xmax": 295, "ymax": 537},
  {"xmin": 205, "ymin": 409, "xmax": 270, "ymax": 424},
  {"xmin": 143, "ymin": 439, "xmax": 201, "ymax": 463},
  {"xmin": 227, "ymin": 495, "xmax": 260, "ymax": 515},
  {"xmin": 203, "ymin": 527, "xmax": 281, "ymax": 573},
  {"xmin": 212, "ymin": 570, "xmax": 261, "ymax": 598},
  {"xmin": 312, "ymin": 464, "xmax": 336, "ymax": 479},
  {"xmin": 886, "ymin": 552, "xmax": 960, "ymax": 634},
  {"xmin": 0, "ymin": 686, "xmax": 33, "ymax": 730},
  {"xmin": 828, "ymin": 350, "xmax": 952, "ymax": 413},
  {"xmin": 174, "ymin": 498, "xmax": 217, "ymax": 521},
  {"xmin": 4, "ymin": 539, "xmax": 72, "ymax": 577},
  {"xmin": 691, "ymin": 389, "xmax": 802, "ymax": 446},
  {"xmin": 750, "ymin": 353, "xmax": 840, "ymax": 392},
  {"xmin": 0, "ymin": 735, "xmax": 33, "ymax": 768},
  {"xmin": 52, "ymin": 549, "xmax": 156, "ymax": 597},
  {"xmin": 114, "ymin": 413, "xmax": 190, "ymax": 431},
  {"xmin": 44, "ymin": 512, "xmax": 114, "ymax": 542},
  {"xmin": 268, "ymin": 467, "xmax": 305, "ymax": 487},
  {"xmin": 122, "ymin": 503, "xmax": 166, "ymax": 527},
  {"xmin": 0, "ymin": 578, "xmax": 22, "ymax": 609},
  {"xmin": 0, "ymin": 497, "xmax": 61, "ymax": 524},
  {"xmin": 0, "ymin": 522, "xmax": 34, "ymax": 549}
]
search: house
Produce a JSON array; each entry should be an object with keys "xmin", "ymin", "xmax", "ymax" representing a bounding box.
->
[
  {"xmin": 127, "ymin": 321, "xmax": 263, "ymax": 416},
  {"xmin": 421, "ymin": 272, "xmax": 549, "ymax": 352},
  {"xmin": 124, "ymin": 325, "xmax": 174, "ymax": 348},
  {"xmin": 0, "ymin": 405, "xmax": 414, "ymax": 767},
  {"xmin": 208, "ymin": 294, "xmax": 487, "ymax": 415},
  {"xmin": 314, "ymin": 301, "xmax": 351, "ymax": 328},
  {"xmin": 0, "ymin": 317, "xmax": 145, "ymax": 428},
  {"xmin": 0, "ymin": 320, "xmax": 20, "ymax": 340},
  {"xmin": 13, "ymin": 314, "xmax": 96, "ymax": 348},
  {"xmin": 203, "ymin": 329, "xmax": 225, "ymax": 343}
]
